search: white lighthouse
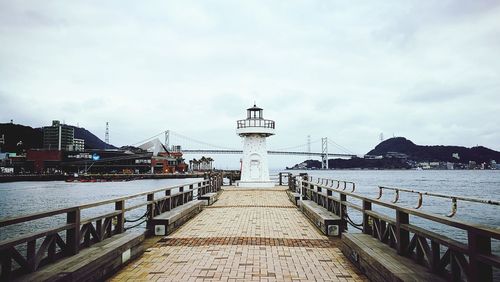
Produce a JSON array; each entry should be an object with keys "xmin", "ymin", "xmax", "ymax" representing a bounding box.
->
[{"xmin": 236, "ymin": 104, "xmax": 275, "ymax": 188}]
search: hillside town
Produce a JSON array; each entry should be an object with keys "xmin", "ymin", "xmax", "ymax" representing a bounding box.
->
[{"xmin": 0, "ymin": 121, "xmax": 215, "ymax": 175}]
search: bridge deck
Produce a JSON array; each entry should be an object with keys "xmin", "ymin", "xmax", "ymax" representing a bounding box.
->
[{"xmin": 110, "ymin": 187, "xmax": 366, "ymax": 281}]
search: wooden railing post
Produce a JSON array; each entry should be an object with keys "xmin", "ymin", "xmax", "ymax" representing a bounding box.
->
[
  {"xmin": 396, "ymin": 210, "xmax": 409, "ymax": 256},
  {"xmin": 431, "ymin": 241, "xmax": 440, "ymax": 273},
  {"xmin": 339, "ymin": 193, "xmax": 347, "ymax": 232},
  {"xmin": 179, "ymin": 187, "xmax": 184, "ymax": 205},
  {"xmin": 1, "ymin": 248, "xmax": 12, "ymax": 280},
  {"xmin": 327, "ymin": 189, "xmax": 332, "ymax": 212},
  {"xmin": 468, "ymin": 231, "xmax": 492, "ymax": 281},
  {"xmin": 27, "ymin": 240, "xmax": 36, "ymax": 271},
  {"xmin": 66, "ymin": 208, "xmax": 80, "ymax": 255},
  {"xmin": 362, "ymin": 200, "xmax": 372, "ymax": 235},
  {"xmin": 146, "ymin": 193, "xmax": 154, "ymax": 234},
  {"xmin": 289, "ymin": 175, "xmax": 294, "ymax": 191},
  {"xmin": 189, "ymin": 184, "xmax": 194, "ymax": 201},
  {"xmin": 317, "ymin": 186, "xmax": 323, "ymax": 206},
  {"xmin": 166, "ymin": 190, "xmax": 171, "ymax": 211},
  {"xmin": 115, "ymin": 200, "xmax": 125, "ymax": 234}
]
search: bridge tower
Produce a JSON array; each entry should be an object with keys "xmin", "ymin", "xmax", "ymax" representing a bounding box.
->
[
  {"xmin": 236, "ymin": 104, "xmax": 275, "ymax": 188},
  {"xmin": 321, "ymin": 137, "xmax": 329, "ymax": 169}
]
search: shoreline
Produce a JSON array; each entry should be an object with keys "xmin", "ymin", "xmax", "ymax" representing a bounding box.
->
[{"xmin": 0, "ymin": 173, "xmax": 206, "ymax": 183}]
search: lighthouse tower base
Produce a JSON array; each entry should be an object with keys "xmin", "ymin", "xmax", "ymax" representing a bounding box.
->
[
  {"xmin": 236, "ymin": 134, "xmax": 275, "ymax": 188},
  {"xmin": 236, "ymin": 180, "xmax": 275, "ymax": 188}
]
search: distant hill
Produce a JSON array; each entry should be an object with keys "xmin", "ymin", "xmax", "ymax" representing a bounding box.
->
[
  {"xmin": 70, "ymin": 126, "xmax": 116, "ymax": 150},
  {"xmin": 289, "ymin": 137, "xmax": 500, "ymax": 169},
  {"xmin": 367, "ymin": 137, "xmax": 500, "ymax": 163},
  {"xmin": 0, "ymin": 123, "xmax": 43, "ymax": 152},
  {"xmin": 0, "ymin": 123, "xmax": 115, "ymax": 152}
]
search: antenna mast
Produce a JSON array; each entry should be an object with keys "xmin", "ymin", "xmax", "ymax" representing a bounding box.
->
[{"xmin": 105, "ymin": 122, "xmax": 109, "ymax": 149}]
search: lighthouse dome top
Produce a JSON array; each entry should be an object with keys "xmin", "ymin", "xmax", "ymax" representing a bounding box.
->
[
  {"xmin": 246, "ymin": 104, "xmax": 264, "ymax": 119},
  {"xmin": 236, "ymin": 104, "xmax": 275, "ymax": 137}
]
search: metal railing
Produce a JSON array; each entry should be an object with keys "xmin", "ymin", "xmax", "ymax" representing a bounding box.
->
[
  {"xmin": 290, "ymin": 174, "xmax": 500, "ymax": 282},
  {"xmin": 0, "ymin": 173, "xmax": 223, "ymax": 280},
  {"xmin": 236, "ymin": 119, "xmax": 275, "ymax": 129}
]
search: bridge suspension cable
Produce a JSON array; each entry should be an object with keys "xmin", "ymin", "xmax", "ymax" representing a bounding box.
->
[
  {"xmin": 127, "ymin": 129, "xmax": 358, "ymax": 157},
  {"xmin": 130, "ymin": 131, "xmax": 167, "ymax": 146},
  {"xmin": 272, "ymin": 138, "xmax": 321, "ymax": 151},
  {"xmin": 169, "ymin": 130, "xmax": 239, "ymax": 151},
  {"xmin": 327, "ymin": 139, "xmax": 357, "ymax": 155}
]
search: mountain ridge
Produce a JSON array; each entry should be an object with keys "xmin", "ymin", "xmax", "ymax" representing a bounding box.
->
[
  {"xmin": 0, "ymin": 123, "xmax": 116, "ymax": 152},
  {"xmin": 367, "ymin": 137, "xmax": 500, "ymax": 163}
]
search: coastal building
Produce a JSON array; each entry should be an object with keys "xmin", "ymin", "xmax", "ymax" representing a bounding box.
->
[
  {"xmin": 363, "ymin": 155, "xmax": 383, "ymax": 160},
  {"xmin": 468, "ymin": 161, "xmax": 477, "ymax": 169},
  {"xmin": 189, "ymin": 157, "xmax": 214, "ymax": 171},
  {"xmin": 26, "ymin": 149, "xmax": 62, "ymax": 173},
  {"xmin": 0, "ymin": 134, "xmax": 4, "ymax": 152},
  {"xmin": 69, "ymin": 138, "xmax": 85, "ymax": 152},
  {"xmin": 236, "ymin": 104, "xmax": 275, "ymax": 188},
  {"xmin": 43, "ymin": 120, "xmax": 74, "ymax": 151},
  {"xmin": 151, "ymin": 151, "xmax": 187, "ymax": 173}
]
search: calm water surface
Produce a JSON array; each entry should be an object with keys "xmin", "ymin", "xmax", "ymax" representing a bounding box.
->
[
  {"xmin": 284, "ymin": 170, "xmax": 500, "ymax": 226},
  {"xmin": 1, "ymin": 170, "xmax": 499, "ymax": 246},
  {"xmin": 0, "ymin": 178, "xmax": 201, "ymax": 241}
]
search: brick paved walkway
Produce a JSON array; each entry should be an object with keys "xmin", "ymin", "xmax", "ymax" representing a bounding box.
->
[{"xmin": 110, "ymin": 187, "xmax": 367, "ymax": 282}]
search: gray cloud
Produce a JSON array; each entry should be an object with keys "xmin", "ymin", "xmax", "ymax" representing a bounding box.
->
[{"xmin": 1, "ymin": 0, "xmax": 499, "ymax": 169}]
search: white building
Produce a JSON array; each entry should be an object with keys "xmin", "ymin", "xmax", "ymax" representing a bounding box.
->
[
  {"xmin": 236, "ymin": 105, "xmax": 275, "ymax": 188},
  {"xmin": 69, "ymin": 138, "xmax": 85, "ymax": 152}
]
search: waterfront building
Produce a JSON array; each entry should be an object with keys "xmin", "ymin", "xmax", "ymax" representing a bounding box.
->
[
  {"xmin": 236, "ymin": 104, "xmax": 275, "ymax": 188},
  {"xmin": 26, "ymin": 149, "xmax": 62, "ymax": 173},
  {"xmin": 151, "ymin": 151, "xmax": 187, "ymax": 173},
  {"xmin": 0, "ymin": 134, "xmax": 4, "ymax": 152},
  {"xmin": 69, "ymin": 138, "xmax": 85, "ymax": 151},
  {"xmin": 189, "ymin": 156, "xmax": 214, "ymax": 171},
  {"xmin": 43, "ymin": 120, "xmax": 74, "ymax": 151}
]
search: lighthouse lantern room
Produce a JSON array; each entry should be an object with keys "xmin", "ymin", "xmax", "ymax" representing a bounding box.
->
[{"xmin": 236, "ymin": 104, "xmax": 275, "ymax": 188}]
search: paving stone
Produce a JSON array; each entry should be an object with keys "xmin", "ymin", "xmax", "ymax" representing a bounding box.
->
[{"xmin": 110, "ymin": 186, "xmax": 367, "ymax": 282}]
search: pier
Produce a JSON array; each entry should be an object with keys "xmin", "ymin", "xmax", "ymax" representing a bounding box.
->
[
  {"xmin": 0, "ymin": 173, "xmax": 498, "ymax": 281},
  {"xmin": 112, "ymin": 186, "xmax": 365, "ymax": 281}
]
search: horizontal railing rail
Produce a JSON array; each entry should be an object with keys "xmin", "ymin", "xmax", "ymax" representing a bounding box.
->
[
  {"xmin": 291, "ymin": 174, "xmax": 499, "ymax": 282},
  {"xmin": 0, "ymin": 173, "xmax": 223, "ymax": 280},
  {"xmin": 236, "ymin": 119, "xmax": 275, "ymax": 129}
]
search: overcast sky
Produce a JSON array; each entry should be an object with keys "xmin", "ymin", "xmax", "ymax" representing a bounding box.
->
[{"xmin": 1, "ymin": 1, "xmax": 499, "ymax": 168}]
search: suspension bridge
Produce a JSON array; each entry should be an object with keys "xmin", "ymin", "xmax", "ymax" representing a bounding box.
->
[{"xmin": 131, "ymin": 130, "xmax": 358, "ymax": 169}]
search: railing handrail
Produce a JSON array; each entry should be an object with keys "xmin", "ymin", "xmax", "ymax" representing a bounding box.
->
[
  {"xmin": 378, "ymin": 185, "xmax": 500, "ymax": 206},
  {"xmin": 295, "ymin": 175, "xmax": 499, "ymax": 281},
  {"xmin": 236, "ymin": 119, "xmax": 275, "ymax": 129},
  {"xmin": 0, "ymin": 179, "xmax": 208, "ymax": 228},
  {"xmin": 0, "ymin": 173, "xmax": 224, "ymax": 280},
  {"xmin": 300, "ymin": 178, "xmax": 500, "ymax": 239}
]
